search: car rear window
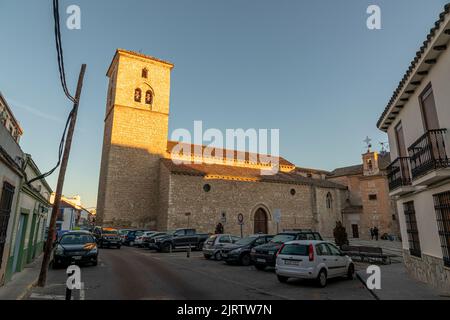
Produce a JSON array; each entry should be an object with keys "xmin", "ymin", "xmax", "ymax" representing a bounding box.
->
[
  {"xmin": 60, "ymin": 234, "xmax": 95, "ymax": 245},
  {"xmin": 279, "ymin": 244, "xmax": 309, "ymax": 256},
  {"xmin": 271, "ymin": 234, "xmax": 296, "ymax": 243}
]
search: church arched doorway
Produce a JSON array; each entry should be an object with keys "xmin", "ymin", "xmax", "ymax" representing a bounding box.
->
[{"xmin": 254, "ymin": 208, "xmax": 268, "ymax": 234}]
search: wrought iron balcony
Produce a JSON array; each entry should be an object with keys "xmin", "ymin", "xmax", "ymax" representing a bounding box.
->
[
  {"xmin": 387, "ymin": 157, "xmax": 412, "ymax": 191},
  {"xmin": 408, "ymin": 129, "xmax": 450, "ymax": 180}
]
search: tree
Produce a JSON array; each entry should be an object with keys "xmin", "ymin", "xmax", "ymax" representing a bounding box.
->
[{"xmin": 333, "ymin": 221, "xmax": 349, "ymax": 247}]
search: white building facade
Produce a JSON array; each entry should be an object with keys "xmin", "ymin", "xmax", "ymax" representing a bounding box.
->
[{"xmin": 377, "ymin": 4, "xmax": 450, "ymax": 293}]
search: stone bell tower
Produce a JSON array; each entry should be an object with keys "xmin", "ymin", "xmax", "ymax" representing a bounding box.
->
[{"xmin": 96, "ymin": 49, "xmax": 174, "ymax": 228}]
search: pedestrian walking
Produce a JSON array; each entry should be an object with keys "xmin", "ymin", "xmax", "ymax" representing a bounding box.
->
[{"xmin": 370, "ymin": 227, "xmax": 374, "ymax": 240}]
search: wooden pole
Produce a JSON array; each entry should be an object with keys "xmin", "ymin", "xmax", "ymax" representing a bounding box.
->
[{"xmin": 37, "ymin": 64, "xmax": 86, "ymax": 287}]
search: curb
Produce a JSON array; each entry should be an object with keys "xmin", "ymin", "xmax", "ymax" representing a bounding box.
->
[
  {"xmin": 17, "ymin": 279, "xmax": 38, "ymax": 300},
  {"xmin": 356, "ymin": 272, "xmax": 380, "ymax": 300}
]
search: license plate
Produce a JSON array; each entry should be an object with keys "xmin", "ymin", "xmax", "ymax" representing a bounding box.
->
[
  {"xmin": 257, "ymin": 258, "xmax": 266, "ymax": 263},
  {"xmin": 73, "ymin": 256, "xmax": 82, "ymax": 260},
  {"xmin": 284, "ymin": 260, "xmax": 299, "ymax": 266}
]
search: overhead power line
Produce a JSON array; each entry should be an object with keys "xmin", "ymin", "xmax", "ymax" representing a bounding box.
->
[{"xmin": 27, "ymin": 0, "xmax": 78, "ymax": 185}]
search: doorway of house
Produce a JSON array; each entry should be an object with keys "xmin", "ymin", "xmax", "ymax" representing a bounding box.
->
[
  {"xmin": 12, "ymin": 213, "xmax": 28, "ymax": 273},
  {"xmin": 254, "ymin": 208, "xmax": 268, "ymax": 234},
  {"xmin": 351, "ymin": 224, "xmax": 359, "ymax": 238}
]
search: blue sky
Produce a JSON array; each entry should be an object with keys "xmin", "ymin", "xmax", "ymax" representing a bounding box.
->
[{"xmin": 0, "ymin": 0, "xmax": 448, "ymax": 208}]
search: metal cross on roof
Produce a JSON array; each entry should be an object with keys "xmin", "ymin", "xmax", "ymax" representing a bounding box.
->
[{"xmin": 364, "ymin": 136, "xmax": 372, "ymax": 150}]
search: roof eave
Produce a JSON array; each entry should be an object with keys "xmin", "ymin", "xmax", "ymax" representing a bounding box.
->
[{"xmin": 377, "ymin": 4, "xmax": 450, "ymax": 132}]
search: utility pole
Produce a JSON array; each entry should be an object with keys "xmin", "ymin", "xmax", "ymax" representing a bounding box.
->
[{"xmin": 37, "ymin": 64, "xmax": 86, "ymax": 287}]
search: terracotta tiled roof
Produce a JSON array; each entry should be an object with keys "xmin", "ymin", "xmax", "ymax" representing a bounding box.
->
[
  {"xmin": 377, "ymin": 3, "xmax": 450, "ymax": 130},
  {"xmin": 117, "ymin": 49, "xmax": 174, "ymax": 67},
  {"xmin": 160, "ymin": 158, "xmax": 347, "ymax": 189},
  {"xmin": 166, "ymin": 140, "xmax": 295, "ymax": 167},
  {"xmin": 327, "ymin": 165, "xmax": 363, "ymax": 178},
  {"xmin": 327, "ymin": 152, "xmax": 391, "ymax": 177}
]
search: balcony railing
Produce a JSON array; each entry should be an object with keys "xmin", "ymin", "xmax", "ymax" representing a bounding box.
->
[
  {"xmin": 408, "ymin": 129, "xmax": 450, "ymax": 180},
  {"xmin": 387, "ymin": 157, "xmax": 412, "ymax": 191}
]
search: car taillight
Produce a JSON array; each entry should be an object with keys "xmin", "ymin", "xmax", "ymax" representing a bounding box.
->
[
  {"xmin": 276, "ymin": 244, "xmax": 285, "ymax": 258},
  {"xmin": 308, "ymin": 244, "xmax": 314, "ymax": 261}
]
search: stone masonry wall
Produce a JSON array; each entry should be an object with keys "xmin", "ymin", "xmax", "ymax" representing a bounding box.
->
[
  {"xmin": 403, "ymin": 249, "xmax": 450, "ymax": 294},
  {"xmin": 163, "ymin": 173, "xmax": 339, "ymax": 237},
  {"xmin": 96, "ymin": 51, "xmax": 172, "ymax": 228}
]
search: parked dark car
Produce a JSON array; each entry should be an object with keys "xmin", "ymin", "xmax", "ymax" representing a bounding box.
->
[
  {"xmin": 152, "ymin": 228, "xmax": 209, "ymax": 252},
  {"xmin": 93, "ymin": 227, "xmax": 122, "ymax": 249},
  {"xmin": 123, "ymin": 229, "xmax": 148, "ymax": 246},
  {"xmin": 221, "ymin": 234, "xmax": 273, "ymax": 266},
  {"xmin": 52, "ymin": 231, "xmax": 98, "ymax": 268},
  {"xmin": 144, "ymin": 232, "xmax": 167, "ymax": 249},
  {"xmin": 250, "ymin": 230, "xmax": 322, "ymax": 270}
]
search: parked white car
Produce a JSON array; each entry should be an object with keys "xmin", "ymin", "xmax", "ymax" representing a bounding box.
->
[
  {"xmin": 203, "ymin": 234, "xmax": 240, "ymax": 260},
  {"xmin": 275, "ymin": 240, "xmax": 354, "ymax": 287},
  {"xmin": 135, "ymin": 231, "xmax": 155, "ymax": 247}
]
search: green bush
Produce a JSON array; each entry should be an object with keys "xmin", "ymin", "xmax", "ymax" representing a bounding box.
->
[{"xmin": 333, "ymin": 221, "xmax": 349, "ymax": 247}]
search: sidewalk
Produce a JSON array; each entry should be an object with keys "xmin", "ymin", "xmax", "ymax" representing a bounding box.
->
[
  {"xmin": 348, "ymin": 239, "xmax": 404, "ymax": 260},
  {"xmin": 0, "ymin": 255, "xmax": 42, "ymax": 300},
  {"xmin": 356, "ymin": 262, "xmax": 450, "ymax": 300}
]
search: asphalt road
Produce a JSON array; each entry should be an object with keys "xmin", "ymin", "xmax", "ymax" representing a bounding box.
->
[{"xmin": 26, "ymin": 246, "xmax": 374, "ymax": 300}]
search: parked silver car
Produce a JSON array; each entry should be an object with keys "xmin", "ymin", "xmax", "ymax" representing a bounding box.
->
[{"xmin": 203, "ymin": 234, "xmax": 240, "ymax": 260}]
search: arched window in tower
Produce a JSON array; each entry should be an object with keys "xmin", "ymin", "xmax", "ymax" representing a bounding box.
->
[
  {"xmin": 134, "ymin": 88, "xmax": 142, "ymax": 102},
  {"xmin": 326, "ymin": 192, "xmax": 333, "ymax": 210},
  {"xmin": 145, "ymin": 90, "xmax": 153, "ymax": 105},
  {"xmin": 142, "ymin": 68, "xmax": 148, "ymax": 78}
]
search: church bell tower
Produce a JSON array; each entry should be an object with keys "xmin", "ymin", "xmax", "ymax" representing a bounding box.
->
[{"xmin": 96, "ymin": 49, "xmax": 174, "ymax": 228}]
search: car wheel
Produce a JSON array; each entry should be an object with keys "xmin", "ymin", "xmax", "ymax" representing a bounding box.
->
[
  {"xmin": 277, "ymin": 275, "xmax": 289, "ymax": 283},
  {"xmin": 92, "ymin": 260, "xmax": 98, "ymax": 266},
  {"xmin": 197, "ymin": 242, "xmax": 204, "ymax": 251},
  {"xmin": 204, "ymin": 254, "xmax": 211, "ymax": 260},
  {"xmin": 117, "ymin": 245, "xmax": 121, "ymax": 249},
  {"xmin": 317, "ymin": 269, "xmax": 327, "ymax": 288},
  {"xmin": 161, "ymin": 243, "xmax": 172, "ymax": 253},
  {"xmin": 347, "ymin": 264, "xmax": 355, "ymax": 280},
  {"xmin": 214, "ymin": 251, "xmax": 222, "ymax": 261},
  {"xmin": 240, "ymin": 254, "xmax": 251, "ymax": 266},
  {"xmin": 254, "ymin": 264, "xmax": 265, "ymax": 271}
]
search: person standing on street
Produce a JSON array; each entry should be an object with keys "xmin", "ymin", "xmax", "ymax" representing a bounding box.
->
[
  {"xmin": 373, "ymin": 226, "xmax": 379, "ymax": 241},
  {"xmin": 370, "ymin": 227, "xmax": 374, "ymax": 240}
]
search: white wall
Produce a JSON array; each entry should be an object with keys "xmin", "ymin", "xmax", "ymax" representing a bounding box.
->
[{"xmin": 388, "ymin": 46, "xmax": 450, "ymax": 160}]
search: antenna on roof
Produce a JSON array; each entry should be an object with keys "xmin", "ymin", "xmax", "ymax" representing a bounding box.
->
[{"xmin": 380, "ymin": 142, "xmax": 389, "ymax": 156}]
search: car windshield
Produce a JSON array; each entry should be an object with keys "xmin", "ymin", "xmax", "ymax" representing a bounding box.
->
[
  {"xmin": 270, "ymin": 234, "xmax": 296, "ymax": 244},
  {"xmin": 60, "ymin": 234, "xmax": 94, "ymax": 245},
  {"xmin": 235, "ymin": 236, "xmax": 257, "ymax": 246},
  {"xmin": 279, "ymin": 244, "xmax": 309, "ymax": 256}
]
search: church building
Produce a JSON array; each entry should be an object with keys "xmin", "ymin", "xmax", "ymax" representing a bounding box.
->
[{"xmin": 96, "ymin": 49, "xmax": 349, "ymax": 237}]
